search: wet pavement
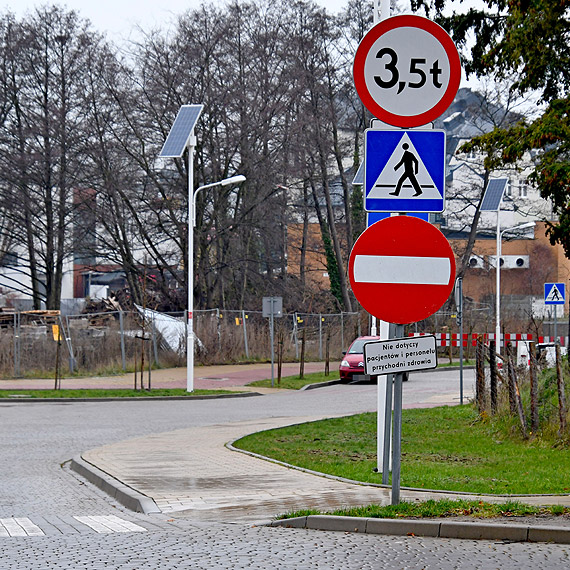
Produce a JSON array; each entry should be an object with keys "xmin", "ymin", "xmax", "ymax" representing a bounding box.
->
[
  {"xmin": 2, "ymin": 365, "xmax": 570, "ymax": 568},
  {"xmin": 0, "ymin": 361, "xmax": 334, "ymax": 391},
  {"xmin": 81, "ymin": 410, "xmax": 570, "ymax": 526}
]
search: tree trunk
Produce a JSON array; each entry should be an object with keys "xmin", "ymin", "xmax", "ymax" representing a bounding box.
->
[
  {"xmin": 475, "ymin": 335, "xmax": 486, "ymax": 414},
  {"xmin": 529, "ymin": 342, "xmax": 539, "ymax": 433},
  {"xmin": 506, "ymin": 343, "xmax": 518, "ymax": 414},
  {"xmin": 277, "ymin": 327, "xmax": 284, "ymax": 386},
  {"xmin": 299, "ymin": 327, "xmax": 306, "ymax": 380},
  {"xmin": 488, "ymin": 340, "xmax": 498, "ymax": 414},
  {"xmin": 325, "ymin": 326, "xmax": 330, "ymax": 377},
  {"xmin": 457, "ymin": 169, "xmax": 490, "ymax": 278}
]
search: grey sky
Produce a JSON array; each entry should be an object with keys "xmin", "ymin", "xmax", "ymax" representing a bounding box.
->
[{"xmin": 0, "ymin": 0, "xmax": 349, "ymax": 43}]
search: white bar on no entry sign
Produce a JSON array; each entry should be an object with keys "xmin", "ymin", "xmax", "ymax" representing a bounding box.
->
[{"xmin": 353, "ymin": 255, "xmax": 451, "ymax": 285}]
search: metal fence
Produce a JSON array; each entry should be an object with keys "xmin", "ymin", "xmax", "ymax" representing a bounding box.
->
[
  {"xmin": 0, "ymin": 309, "xmax": 363, "ymax": 378},
  {"xmin": 2, "ymin": 303, "xmax": 558, "ymax": 378}
]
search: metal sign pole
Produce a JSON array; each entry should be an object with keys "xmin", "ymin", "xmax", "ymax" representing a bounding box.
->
[
  {"xmin": 459, "ymin": 309, "xmax": 464, "ymax": 405},
  {"xmin": 263, "ymin": 296, "xmax": 282, "ymax": 387},
  {"xmin": 381, "ymin": 372, "xmax": 393, "ymax": 484},
  {"xmin": 391, "ymin": 324, "xmax": 404, "ymax": 505},
  {"xmin": 270, "ymin": 303, "xmax": 275, "ymax": 388},
  {"xmin": 380, "ymin": 321, "xmax": 393, "ymax": 482},
  {"xmin": 455, "ymin": 277, "xmax": 464, "ymax": 405}
]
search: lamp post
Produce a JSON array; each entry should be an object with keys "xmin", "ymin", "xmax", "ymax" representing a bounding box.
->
[
  {"xmin": 495, "ymin": 221, "xmax": 535, "ymax": 354},
  {"xmin": 187, "ymin": 174, "xmax": 246, "ymax": 392}
]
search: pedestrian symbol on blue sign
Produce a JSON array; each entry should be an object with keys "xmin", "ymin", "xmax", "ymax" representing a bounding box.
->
[
  {"xmin": 545, "ymin": 282, "xmax": 566, "ymax": 305},
  {"xmin": 365, "ymin": 129, "xmax": 446, "ymax": 213},
  {"xmin": 391, "ymin": 143, "xmax": 423, "ymax": 196}
]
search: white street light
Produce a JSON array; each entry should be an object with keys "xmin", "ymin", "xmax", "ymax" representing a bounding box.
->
[
  {"xmin": 192, "ymin": 175, "xmax": 246, "ymax": 226},
  {"xmin": 187, "ymin": 174, "xmax": 246, "ymax": 392},
  {"xmin": 495, "ymin": 221, "xmax": 536, "ymax": 354}
]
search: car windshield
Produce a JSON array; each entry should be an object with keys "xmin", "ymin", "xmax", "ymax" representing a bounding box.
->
[{"xmin": 348, "ymin": 340, "xmax": 366, "ymax": 354}]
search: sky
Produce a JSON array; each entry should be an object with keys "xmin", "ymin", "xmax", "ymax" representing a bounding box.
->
[
  {"xmin": 0, "ymin": 0, "xmax": 350, "ymax": 43},
  {"xmin": 0, "ymin": 0, "xmax": 478, "ymax": 89}
]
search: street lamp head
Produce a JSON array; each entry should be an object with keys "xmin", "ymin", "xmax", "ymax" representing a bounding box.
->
[
  {"xmin": 501, "ymin": 221, "xmax": 536, "ymax": 237},
  {"xmin": 220, "ymin": 175, "xmax": 246, "ymax": 186}
]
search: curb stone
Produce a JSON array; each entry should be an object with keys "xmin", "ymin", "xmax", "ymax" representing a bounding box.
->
[
  {"xmin": 0, "ymin": 392, "xmax": 262, "ymax": 403},
  {"xmin": 300, "ymin": 379, "xmax": 345, "ymax": 390},
  {"xmin": 270, "ymin": 515, "xmax": 570, "ymax": 544},
  {"xmin": 69, "ymin": 455, "xmax": 161, "ymax": 514}
]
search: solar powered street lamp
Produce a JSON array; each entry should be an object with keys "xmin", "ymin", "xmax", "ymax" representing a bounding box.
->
[
  {"xmin": 480, "ymin": 178, "xmax": 535, "ymax": 354},
  {"xmin": 481, "ymin": 178, "xmax": 509, "ymax": 354},
  {"xmin": 186, "ymin": 175, "xmax": 246, "ymax": 392},
  {"xmin": 159, "ymin": 105, "xmax": 246, "ymax": 392}
]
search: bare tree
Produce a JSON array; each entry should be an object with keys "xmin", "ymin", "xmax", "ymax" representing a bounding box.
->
[{"xmin": 0, "ymin": 7, "xmax": 99, "ymax": 309}]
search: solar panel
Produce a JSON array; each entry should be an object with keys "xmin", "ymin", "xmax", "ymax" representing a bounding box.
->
[
  {"xmin": 352, "ymin": 163, "xmax": 364, "ymax": 186},
  {"xmin": 159, "ymin": 105, "xmax": 203, "ymax": 158},
  {"xmin": 480, "ymin": 178, "xmax": 508, "ymax": 211}
]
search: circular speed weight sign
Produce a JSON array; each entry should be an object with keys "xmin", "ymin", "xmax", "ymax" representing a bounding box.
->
[
  {"xmin": 349, "ymin": 216, "xmax": 456, "ymax": 324},
  {"xmin": 353, "ymin": 15, "xmax": 461, "ymax": 128}
]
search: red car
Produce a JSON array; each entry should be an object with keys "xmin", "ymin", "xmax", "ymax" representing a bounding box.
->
[{"xmin": 339, "ymin": 336, "xmax": 381, "ymax": 381}]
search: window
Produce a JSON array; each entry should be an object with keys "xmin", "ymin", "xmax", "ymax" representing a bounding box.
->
[{"xmin": 0, "ymin": 252, "xmax": 18, "ymax": 267}]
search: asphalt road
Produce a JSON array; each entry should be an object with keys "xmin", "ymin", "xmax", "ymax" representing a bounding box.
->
[{"xmin": 0, "ymin": 367, "xmax": 569, "ymax": 568}]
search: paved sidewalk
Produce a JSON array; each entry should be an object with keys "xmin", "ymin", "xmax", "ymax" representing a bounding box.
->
[
  {"xmin": 81, "ymin": 415, "xmax": 570, "ymax": 531},
  {"xmin": 0, "ymin": 361, "xmax": 335, "ymax": 391}
]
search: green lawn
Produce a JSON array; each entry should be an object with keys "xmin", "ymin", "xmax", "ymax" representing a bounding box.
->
[
  {"xmin": 248, "ymin": 370, "xmax": 340, "ymax": 390},
  {"xmin": 0, "ymin": 388, "xmax": 236, "ymax": 399},
  {"xmin": 281, "ymin": 498, "xmax": 570, "ymax": 520},
  {"xmin": 233, "ymin": 405, "xmax": 570, "ymax": 495}
]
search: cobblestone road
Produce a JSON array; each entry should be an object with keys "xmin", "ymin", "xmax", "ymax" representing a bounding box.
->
[
  {"xmin": 0, "ymin": 372, "xmax": 568, "ymax": 568},
  {"xmin": 2, "ymin": 524, "xmax": 569, "ymax": 569}
]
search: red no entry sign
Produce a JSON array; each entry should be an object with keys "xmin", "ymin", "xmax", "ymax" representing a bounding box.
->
[
  {"xmin": 349, "ymin": 216, "xmax": 456, "ymax": 324},
  {"xmin": 353, "ymin": 15, "xmax": 461, "ymax": 128}
]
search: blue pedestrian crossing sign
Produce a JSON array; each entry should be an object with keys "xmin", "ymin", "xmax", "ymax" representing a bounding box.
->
[
  {"xmin": 365, "ymin": 129, "xmax": 446, "ymax": 213},
  {"xmin": 544, "ymin": 282, "xmax": 566, "ymax": 305}
]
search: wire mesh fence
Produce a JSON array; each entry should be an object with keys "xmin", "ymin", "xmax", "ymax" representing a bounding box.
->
[
  {"xmin": 0, "ymin": 308, "xmax": 364, "ymax": 378},
  {"xmin": 0, "ymin": 303, "xmax": 553, "ymax": 379}
]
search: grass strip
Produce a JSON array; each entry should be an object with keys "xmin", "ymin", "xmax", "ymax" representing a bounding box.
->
[
  {"xmin": 278, "ymin": 499, "xmax": 570, "ymax": 520},
  {"xmin": 248, "ymin": 370, "xmax": 340, "ymax": 390},
  {"xmin": 233, "ymin": 405, "xmax": 570, "ymax": 495},
  {"xmin": 0, "ymin": 388, "xmax": 236, "ymax": 399}
]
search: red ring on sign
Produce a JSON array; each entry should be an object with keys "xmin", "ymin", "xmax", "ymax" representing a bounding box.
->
[
  {"xmin": 348, "ymin": 216, "xmax": 456, "ymax": 324},
  {"xmin": 353, "ymin": 15, "xmax": 461, "ymax": 128}
]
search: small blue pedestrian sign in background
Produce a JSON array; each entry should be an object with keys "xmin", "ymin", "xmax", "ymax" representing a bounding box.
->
[
  {"xmin": 365, "ymin": 129, "xmax": 446, "ymax": 213},
  {"xmin": 544, "ymin": 282, "xmax": 566, "ymax": 305}
]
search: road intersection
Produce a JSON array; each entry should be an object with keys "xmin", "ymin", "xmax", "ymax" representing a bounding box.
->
[{"xmin": 1, "ymin": 364, "xmax": 569, "ymax": 568}]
